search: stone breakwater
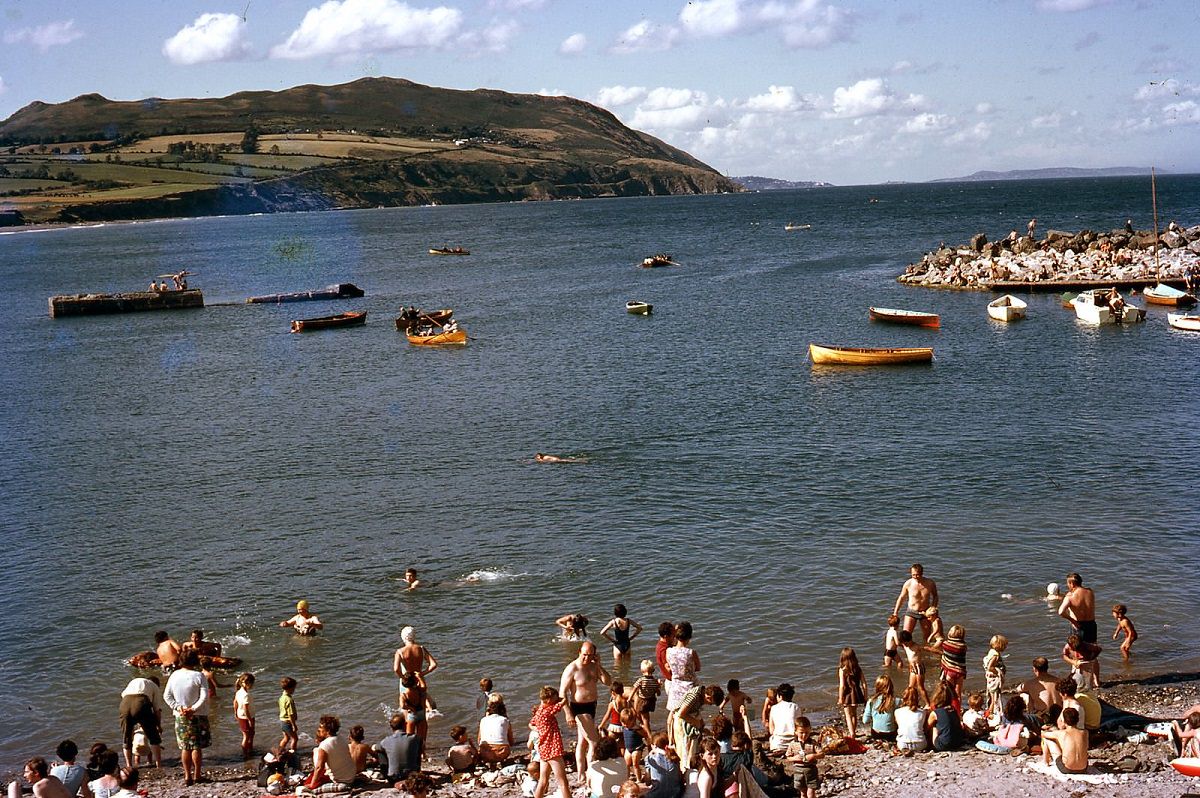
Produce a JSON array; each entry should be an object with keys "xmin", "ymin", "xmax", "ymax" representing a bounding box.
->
[{"xmin": 899, "ymin": 222, "xmax": 1200, "ymax": 289}]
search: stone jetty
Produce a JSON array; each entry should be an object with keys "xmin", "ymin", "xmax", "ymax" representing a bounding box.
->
[
  {"xmin": 899, "ymin": 221, "xmax": 1200, "ymax": 290},
  {"xmin": 49, "ymin": 288, "xmax": 205, "ymax": 318}
]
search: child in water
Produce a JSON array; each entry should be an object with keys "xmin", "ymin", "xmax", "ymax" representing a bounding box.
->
[
  {"xmin": 721, "ymin": 679, "xmax": 753, "ymax": 736},
  {"xmin": 982, "ymin": 635, "xmax": 1008, "ymax": 719},
  {"xmin": 883, "ymin": 615, "xmax": 901, "ymax": 668},
  {"xmin": 1111, "ymin": 604, "xmax": 1138, "ymax": 659},
  {"xmin": 898, "ymin": 630, "xmax": 929, "ymax": 706},
  {"xmin": 924, "ymin": 606, "xmax": 945, "ymax": 645},
  {"xmin": 760, "ymin": 687, "xmax": 778, "ymax": 731}
]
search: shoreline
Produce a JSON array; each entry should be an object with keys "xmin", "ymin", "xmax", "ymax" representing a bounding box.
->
[{"xmin": 4, "ymin": 670, "xmax": 1197, "ymax": 797}]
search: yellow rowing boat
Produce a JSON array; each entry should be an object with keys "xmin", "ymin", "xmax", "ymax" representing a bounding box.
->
[
  {"xmin": 407, "ymin": 327, "xmax": 467, "ymax": 345},
  {"xmin": 808, "ymin": 343, "xmax": 933, "ymax": 366}
]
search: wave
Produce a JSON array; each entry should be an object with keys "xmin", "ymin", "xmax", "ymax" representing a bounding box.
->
[
  {"xmin": 220, "ymin": 634, "xmax": 252, "ymax": 648},
  {"xmin": 458, "ymin": 567, "xmax": 529, "ymax": 584}
]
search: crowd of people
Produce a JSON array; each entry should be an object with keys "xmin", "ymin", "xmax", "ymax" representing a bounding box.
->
[{"xmin": 9, "ymin": 567, "xmax": 1200, "ymax": 798}]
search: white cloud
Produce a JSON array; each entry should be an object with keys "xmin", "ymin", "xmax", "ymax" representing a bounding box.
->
[
  {"xmin": 1030, "ymin": 113, "xmax": 1062, "ymax": 129},
  {"xmin": 558, "ymin": 32, "xmax": 586, "ymax": 55},
  {"xmin": 611, "ymin": 20, "xmax": 680, "ymax": 53},
  {"xmin": 946, "ymin": 121, "xmax": 992, "ymax": 144},
  {"xmin": 901, "ymin": 113, "xmax": 952, "ymax": 134},
  {"xmin": 594, "ymin": 85, "xmax": 647, "ymax": 108},
  {"xmin": 642, "ymin": 87, "xmax": 705, "ymax": 112},
  {"xmin": 270, "ymin": 0, "xmax": 462, "ymax": 60},
  {"xmin": 679, "ymin": 0, "xmax": 744, "ymax": 37},
  {"xmin": 1134, "ymin": 79, "xmax": 1199, "ymax": 102},
  {"xmin": 487, "ymin": 0, "xmax": 545, "ymax": 8},
  {"xmin": 536, "ymin": 88, "xmax": 568, "ymax": 96},
  {"xmin": 1162, "ymin": 100, "xmax": 1200, "ymax": 125},
  {"xmin": 825, "ymin": 78, "xmax": 927, "ymax": 118},
  {"xmin": 1036, "ymin": 0, "xmax": 1111, "ymax": 11},
  {"xmin": 744, "ymin": 85, "xmax": 807, "ymax": 113},
  {"xmin": 975, "ymin": 102, "xmax": 993, "ymax": 115},
  {"xmin": 456, "ymin": 19, "xmax": 518, "ymax": 54},
  {"xmin": 163, "ymin": 13, "xmax": 251, "ymax": 65},
  {"xmin": 678, "ymin": 1, "xmax": 855, "ymax": 48},
  {"xmin": 4, "ymin": 19, "xmax": 84, "ymax": 52},
  {"xmin": 891, "ymin": 60, "xmax": 913, "ymax": 74}
]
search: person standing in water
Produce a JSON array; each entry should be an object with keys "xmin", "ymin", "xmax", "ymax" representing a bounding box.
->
[
  {"xmin": 280, "ymin": 600, "xmax": 323, "ymax": 636},
  {"xmin": 600, "ymin": 604, "xmax": 643, "ymax": 662},
  {"xmin": 892, "ymin": 564, "xmax": 938, "ymax": 642},
  {"xmin": 1057, "ymin": 572, "xmax": 1097, "ymax": 643},
  {"xmin": 394, "ymin": 626, "xmax": 439, "ymax": 711}
]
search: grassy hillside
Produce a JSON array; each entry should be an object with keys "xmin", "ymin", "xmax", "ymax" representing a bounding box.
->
[{"xmin": 0, "ymin": 77, "xmax": 737, "ymax": 225}]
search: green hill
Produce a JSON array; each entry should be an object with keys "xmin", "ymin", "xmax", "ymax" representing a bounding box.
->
[{"xmin": 0, "ymin": 77, "xmax": 740, "ymax": 225}]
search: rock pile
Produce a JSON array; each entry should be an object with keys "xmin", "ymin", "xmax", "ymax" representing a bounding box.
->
[{"xmin": 899, "ymin": 222, "xmax": 1200, "ymax": 289}]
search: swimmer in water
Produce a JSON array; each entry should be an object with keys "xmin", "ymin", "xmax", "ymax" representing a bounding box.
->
[
  {"xmin": 1045, "ymin": 582, "xmax": 1063, "ymax": 601},
  {"xmin": 556, "ymin": 613, "xmax": 589, "ymax": 641},
  {"xmin": 535, "ymin": 453, "xmax": 587, "ymax": 463},
  {"xmin": 404, "ymin": 569, "xmax": 421, "ymax": 591},
  {"xmin": 279, "ymin": 600, "xmax": 322, "ymax": 636}
]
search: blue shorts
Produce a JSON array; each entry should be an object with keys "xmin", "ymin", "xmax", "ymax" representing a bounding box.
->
[{"xmin": 281, "ymin": 720, "xmax": 297, "ymax": 735}]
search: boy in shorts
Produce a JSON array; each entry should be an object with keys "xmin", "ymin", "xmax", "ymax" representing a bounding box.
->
[{"xmin": 278, "ymin": 677, "xmax": 298, "ymax": 752}]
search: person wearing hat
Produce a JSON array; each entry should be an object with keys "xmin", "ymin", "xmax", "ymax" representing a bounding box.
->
[{"xmin": 280, "ymin": 601, "xmax": 322, "ymax": 636}]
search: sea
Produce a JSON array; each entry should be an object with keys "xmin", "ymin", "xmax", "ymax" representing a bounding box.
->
[{"xmin": 1, "ymin": 175, "xmax": 1199, "ymax": 769}]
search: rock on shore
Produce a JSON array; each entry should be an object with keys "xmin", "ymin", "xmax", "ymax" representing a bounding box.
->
[{"xmin": 899, "ymin": 222, "xmax": 1200, "ymax": 289}]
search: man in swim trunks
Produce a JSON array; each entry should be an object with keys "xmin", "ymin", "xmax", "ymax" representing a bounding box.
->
[
  {"xmin": 1057, "ymin": 572, "xmax": 1097, "ymax": 643},
  {"xmin": 393, "ymin": 626, "xmax": 439, "ymax": 710},
  {"xmin": 154, "ymin": 631, "xmax": 182, "ymax": 675},
  {"xmin": 892, "ymin": 564, "xmax": 938, "ymax": 642},
  {"xmin": 1041, "ymin": 708, "xmax": 1088, "ymax": 773},
  {"xmin": 559, "ymin": 641, "xmax": 612, "ymax": 785}
]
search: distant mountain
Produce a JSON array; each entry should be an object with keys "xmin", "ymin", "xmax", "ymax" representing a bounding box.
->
[
  {"xmin": 732, "ymin": 175, "xmax": 834, "ymax": 190},
  {"xmin": 930, "ymin": 167, "xmax": 1154, "ymax": 183},
  {"xmin": 0, "ymin": 76, "xmax": 741, "ymax": 225}
]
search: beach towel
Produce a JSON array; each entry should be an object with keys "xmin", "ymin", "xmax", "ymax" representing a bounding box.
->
[{"xmin": 1025, "ymin": 759, "xmax": 1116, "ymax": 784}]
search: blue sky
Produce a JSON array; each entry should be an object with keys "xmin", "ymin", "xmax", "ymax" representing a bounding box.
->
[{"xmin": 1, "ymin": 0, "xmax": 1197, "ymax": 184}]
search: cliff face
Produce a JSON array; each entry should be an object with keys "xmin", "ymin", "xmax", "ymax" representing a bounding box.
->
[{"xmin": 0, "ymin": 77, "xmax": 740, "ymax": 225}]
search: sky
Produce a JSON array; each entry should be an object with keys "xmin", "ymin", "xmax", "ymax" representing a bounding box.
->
[{"xmin": 0, "ymin": 0, "xmax": 1197, "ymax": 185}]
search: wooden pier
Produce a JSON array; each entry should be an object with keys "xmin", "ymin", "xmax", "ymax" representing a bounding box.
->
[{"xmin": 49, "ymin": 289, "xmax": 205, "ymax": 318}]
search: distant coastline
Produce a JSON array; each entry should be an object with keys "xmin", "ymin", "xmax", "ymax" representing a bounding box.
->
[{"xmin": 929, "ymin": 166, "xmax": 1156, "ymax": 183}]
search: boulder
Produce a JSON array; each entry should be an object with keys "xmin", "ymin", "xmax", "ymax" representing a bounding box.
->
[
  {"xmin": 1163, "ymin": 230, "xmax": 1187, "ymax": 249},
  {"xmin": 970, "ymin": 232, "xmax": 988, "ymax": 252},
  {"xmin": 1045, "ymin": 229, "xmax": 1074, "ymax": 243}
]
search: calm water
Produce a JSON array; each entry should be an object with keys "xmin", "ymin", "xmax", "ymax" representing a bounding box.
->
[{"xmin": 2, "ymin": 176, "xmax": 1199, "ymax": 767}]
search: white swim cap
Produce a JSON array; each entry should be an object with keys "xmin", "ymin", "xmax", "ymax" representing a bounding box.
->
[
  {"xmin": 1046, "ymin": 582, "xmax": 1059, "ymax": 596},
  {"xmin": 401, "ymin": 626, "xmax": 415, "ymax": 643}
]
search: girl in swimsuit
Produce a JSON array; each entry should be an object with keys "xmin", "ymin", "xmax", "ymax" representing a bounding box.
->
[
  {"xmin": 600, "ymin": 604, "xmax": 643, "ymax": 662},
  {"xmin": 400, "ymin": 673, "xmax": 428, "ymax": 747}
]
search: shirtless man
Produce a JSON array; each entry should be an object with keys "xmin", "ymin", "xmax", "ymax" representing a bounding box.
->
[
  {"xmin": 154, "ymin": 631, "xmax": 182, "ymax": 674},
  {"xmin": 8, "ymin": 758, "xmax": 72, "ymax": 798},
  {"xmin": 1057, "ymin": 572, "xmax": 1097, "ymax": 643},
  {"xmin": 393, "ymin": 626, "xmax": 438, "ymax": 710},
  {"xmin": 1041, "ymin": 708, "xmax": 1088, "ymax": 773},
  {"xmin": 559, "ymin": 641, "xmax": 612, "ymax": 784},
  {"xmin": 182, "ymin": 629, "xmax": 222, "ymax": 658},
  {"xmin": 1017, "ymin": 657, "xmax": 1061, "ymax": 716},
  {"xmin": 892, "ymin": 564, "xmax": 938, "ymax": 642}
]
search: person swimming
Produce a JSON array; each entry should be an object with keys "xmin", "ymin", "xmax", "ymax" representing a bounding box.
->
[{"xmin": 535, "ymin": 453, "xmax": 588, "ymax": 463}]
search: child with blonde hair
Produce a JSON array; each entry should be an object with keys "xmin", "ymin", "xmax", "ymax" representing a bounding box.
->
[{"xmin": 983, "ymin": 635, "xmax": 1008, "ymax": 718}]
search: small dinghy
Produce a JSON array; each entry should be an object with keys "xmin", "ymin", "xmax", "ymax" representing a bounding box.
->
[
  {"xmin": 625, "ymin": 300, "xmax": 652, "ymax": 315},
  {"xmin": 987, "ymin": 294, "xmax": 1027, "ymax": 322}
]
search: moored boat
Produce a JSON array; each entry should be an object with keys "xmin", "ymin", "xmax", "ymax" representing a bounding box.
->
[
  {"xmin": 1070, "ymin": 289, "xmax": 1145, "ymax": 325},
  {"xmin": 626, "ymin": 300, "xmax": 652, "ymax": 315},
  {"xmin": 1168, "ymin": 313, "xmax": 1200, "ymax": 332},
  {"xmin": 808, "ymin": 343, "xmax": 933, "ymax": 366},
  {"xmin": 987, "ymin": 294, "xmax": 1027, "ymax": 322},
  {"xmin": 407, "ymin": 324, "xmax": 467, "ymax": 345},
  {"xmin": 868, "ymin": 307, "xmax": 940, "ymax": 328},
  {"xmin": 395, "ymin": 307, "xmax": 454, "ymax": 330},
  {"xmin": 429, "ymin": 246, "xmax": 470, "ymax": 256},
  {"xmin": 784, "ymin": 223, "xmax": 812, "ymax": 231},
  {"xmin": 639, "ymin": 254, "xmax": 677, "ymax": 268},
  {"xmin": 247, "ymin": 283, "xmax": 364, "ymax": 304},
  {"xmin": 290, "ymin": 310, "xmax": 367, "ymax": 332},
  {"xmin": 1142, "ymin": 282, "xmax": 1198, "ymax": 307}
]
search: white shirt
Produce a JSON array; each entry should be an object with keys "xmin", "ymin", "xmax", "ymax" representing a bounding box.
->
[
  {"xmin": 479, "ymin": 714, "xmax": 511, "ymax": 745},
  {"xmin": 235, "ymin": 687, "xmax": 254, "ymax": 719},
  {"xmin": 586, "ymin": 757, "xmax": 628, "ymax": 798},
  {"xmin": 895, "ymin": 706, "xmax": 928, "ymax": 745},
  {"xmin": 319, "ymin": 735, "xmax": 357, "ymax": 784},
  {"xmin": 122, "ymin": 677, "xmax": 165, "ymax": 713},
  {"xmin": 768, "ymin": 701, "xmax": 801, "ymax": 750},
  {"xmin": 163, "ymin": 668, "xmax": 209, "ymax": 716}
]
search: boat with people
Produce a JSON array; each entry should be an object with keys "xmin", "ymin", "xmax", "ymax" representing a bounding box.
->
[
  {"xmin": 1142, "ymin": 283, "xmax": 1198, "ymax": 307},
  {"xmin": 290, "ymin": 310, "xmax": 367, "ymax": 333},
  {"xmin": 1167, "ymin": 313, "xmax": 1200, "ymax": 332},
  {"xmin": 429, "ymin": 246, "xmax": 470, "ymax": 256},
  {"xmin": 987, "ymin": 294, "xmax": 1027, "ymax": 322},
  {"xmin": 127, "ymin": 650, "xmax": 243, "ymax": 671},
  {"xmin": 406, "ymin": 323, "xmax": 467, "ymax": 345},
  {"xmin": 1070, "ymin": 289, "xmax": 1145, "ymax": 325},
  {"xmin": 395, "ymin": 307, "xmax": 454, "ymax": 330},
  {"xmin": 639, "ymin": 254, "xmax": 677, "ymax": 268},
  {"xmin": 625, "ymin": 300, "xmax": 652, "ymax": 315},
  {"xmin": 247, "ymin": 283, "xmax": 364, "ymax": 304},
  {"xmin": 808, "ymin": 343, "xmax": 934, "ymax": 366},
  {"xmin": 868, "ymin": 307, "xmax": 941, "ymax": 328},
  {"xmin": 784, "ymin": 223, "xmax": 812, "ymax": 231}
]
